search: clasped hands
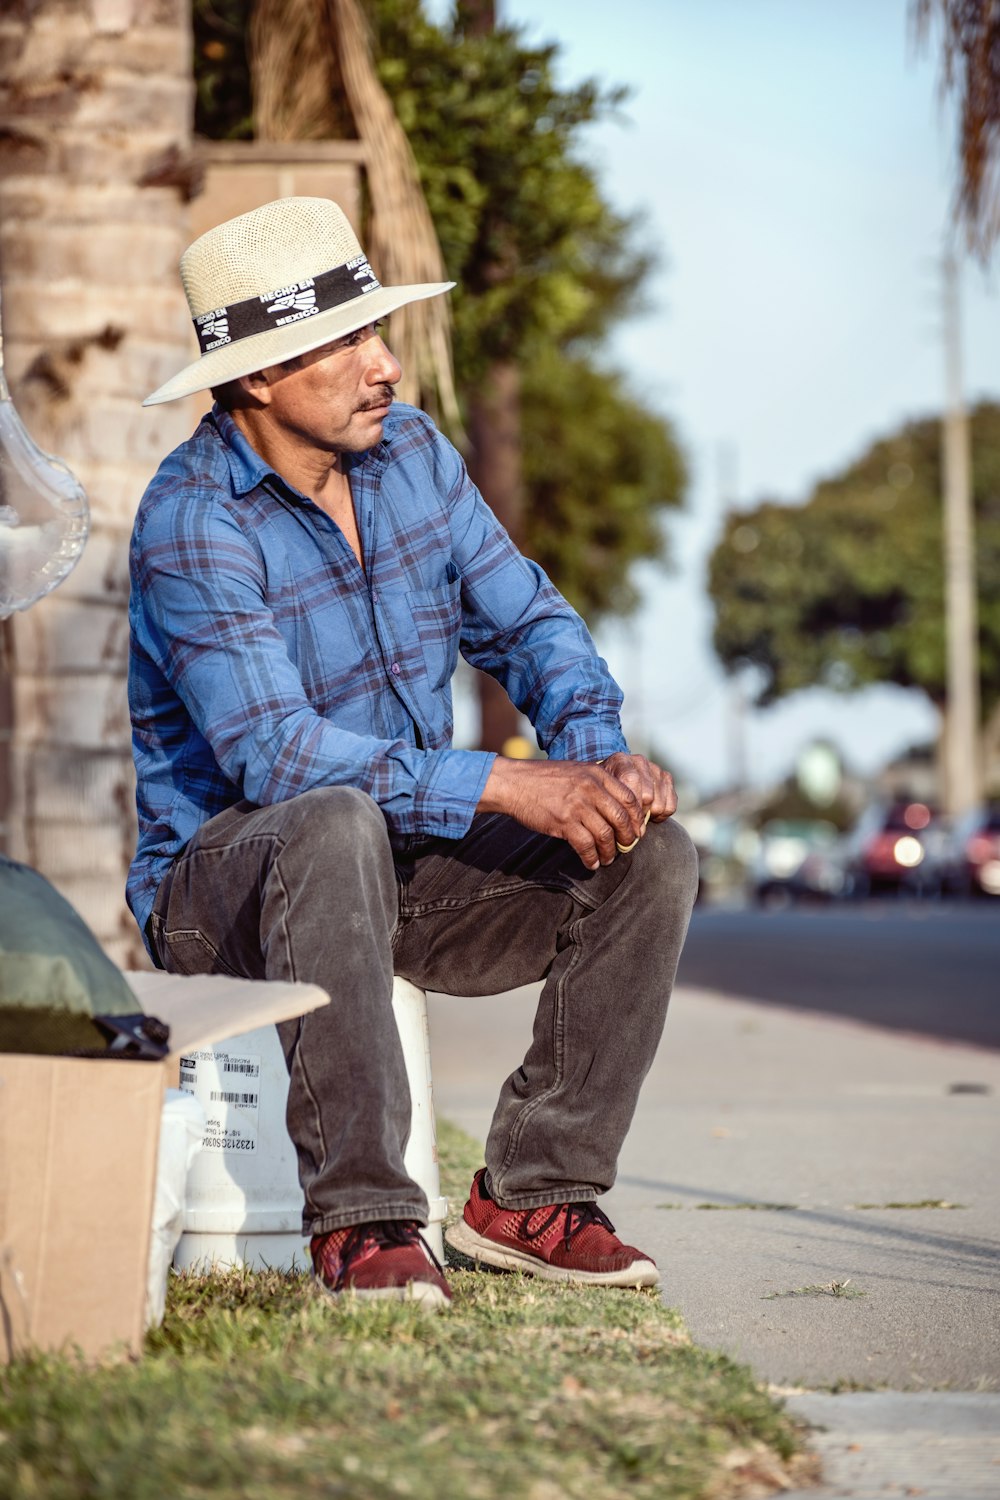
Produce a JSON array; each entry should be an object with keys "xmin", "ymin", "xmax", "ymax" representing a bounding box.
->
[{"xmin": 479, "ymin": 749, "xmax": 677, "ymax": 872}]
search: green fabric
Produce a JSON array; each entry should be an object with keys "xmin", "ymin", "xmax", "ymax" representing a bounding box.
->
[
  {"xmin": 0, "ymin": 858, "xmax": 139, "ymax": 1054},
  {"xmin": 0, "ymin": 1006, "xmax": 109, "ymax": 1055}
]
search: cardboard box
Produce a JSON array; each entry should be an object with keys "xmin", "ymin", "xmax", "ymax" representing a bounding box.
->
[{"xmin": 0, "ymin": 970, "xmax": 328, "ymax": 1364}]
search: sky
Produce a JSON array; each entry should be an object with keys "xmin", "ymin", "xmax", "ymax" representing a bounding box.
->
[{"xmin": 437, "ymin": 0, "xmax": 999, "ymax": 797}]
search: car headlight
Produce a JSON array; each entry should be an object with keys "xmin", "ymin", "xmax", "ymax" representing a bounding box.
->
[{"xmin": 893, "ymin": 836, "xmax": 924, "ymax": 869}]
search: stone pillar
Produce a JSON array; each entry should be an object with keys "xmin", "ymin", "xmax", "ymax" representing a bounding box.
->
[{"xmin": 0, "ymin": 0, "xmax": 197, "ymax": 965}]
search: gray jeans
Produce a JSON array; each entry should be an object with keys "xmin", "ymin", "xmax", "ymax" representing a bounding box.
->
[{"xmin": 149, "ymin": 786, "xmax": 699, "ymax": 1235}]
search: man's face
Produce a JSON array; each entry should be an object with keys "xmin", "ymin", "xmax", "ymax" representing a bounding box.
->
[{"xmin": 260, "ymin": 321, "xmax": 402, "ymax": 454}]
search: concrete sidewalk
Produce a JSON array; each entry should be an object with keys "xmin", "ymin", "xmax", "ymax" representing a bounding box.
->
[{"xmin": 426, "ymin": 982, "xmax": 1000, "ymax": 1496}]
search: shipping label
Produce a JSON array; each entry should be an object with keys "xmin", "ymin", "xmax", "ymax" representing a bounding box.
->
[{"xmin": 178, "ymin": 1049, "xmax": 261, "ymax": 1153}]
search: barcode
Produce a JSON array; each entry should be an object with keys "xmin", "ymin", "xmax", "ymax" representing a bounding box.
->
[
  {"xmin": 179, "ymin": 1069, "xmax": 196, "ymax": 1082},
  {"xmin": 224, "ymin": 1059, "xmax": 260, "ymax": 1076},
  {"xmin": 209, "ymin": 1090, "xmax": 259, "ymax": 1107}
]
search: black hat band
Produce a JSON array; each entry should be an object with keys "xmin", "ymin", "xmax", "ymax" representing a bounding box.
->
[{"xmin": 193, "ymin": 255, "xmax": 382, "ymax": 356}]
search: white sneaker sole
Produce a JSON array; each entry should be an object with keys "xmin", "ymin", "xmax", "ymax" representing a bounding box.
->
[
  {"xmin": 445, "ymin": 1219, "xmax": 660, "ymax": 1288},
  {"xmin": 314, "ymin": 1275, "xmax": 451, "ymax": 1311}
]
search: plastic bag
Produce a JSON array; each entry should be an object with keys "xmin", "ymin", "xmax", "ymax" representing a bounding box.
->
[{"xmin": 145, "ymin": 1088, "xmax": 206, "ymax": 1329}]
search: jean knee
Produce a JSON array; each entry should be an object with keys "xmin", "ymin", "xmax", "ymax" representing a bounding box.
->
[
  {"xmin": 276, "ymin": 786, "xmax": 391, "ymax": 868},
  {"xmin": 636, "ymin": 816, "xmax": 700, "ymax": 906}
]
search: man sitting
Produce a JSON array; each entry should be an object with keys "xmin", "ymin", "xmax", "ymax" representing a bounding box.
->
[{"xmin": 129, "ymin": 196, "xmax": 698, "ymax": 1310}]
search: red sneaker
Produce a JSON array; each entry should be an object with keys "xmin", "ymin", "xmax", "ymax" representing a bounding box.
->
[
  {"xmin": 311, "ymin": 1220, "xmax": 452, "ymax": 1309},
  {"xmin": 445, "ymin": 1170, "xmax": 659, "ymax": 1288}
]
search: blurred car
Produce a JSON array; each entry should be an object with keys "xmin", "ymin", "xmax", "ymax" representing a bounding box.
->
[
  {"xmin": 841, "ymin": 799, "xmax": 944, "ymax": 897},
  {"xmin": 674, "ymin": 809, "xmax": 757, "ymax": 906},
  {"xmin": 937, "ymin": 805, "xmax": 1000, "ymax": 898},
  {"xmin": 750, "ymin": 818, "xmax": 845, "ymax": 906}
]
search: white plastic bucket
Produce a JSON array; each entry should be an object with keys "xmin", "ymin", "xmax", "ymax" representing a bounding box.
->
[{"xmin": 174, "ymin": 976, "xmax": 447, "ymax": 1271}]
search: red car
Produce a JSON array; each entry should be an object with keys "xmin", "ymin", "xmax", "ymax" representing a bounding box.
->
[
  {"xmin": 845, "ymin": 800, "xmax": 942, "ymax": 896},
  {"xmin": 941, "ymin": 805, "xmax": 1000, "ymax": 897}
]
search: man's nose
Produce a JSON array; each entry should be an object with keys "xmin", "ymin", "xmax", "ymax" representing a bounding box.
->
[{"xmin": 368, "ymin": 335, "xmax": 402, "ymax": 386}]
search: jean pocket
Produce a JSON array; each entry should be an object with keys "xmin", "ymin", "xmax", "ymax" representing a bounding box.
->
[
  {"xmin": 161, "ymin": 927, "xmax": 242, "ymax": 979},
  {"xmin": 147, "ymin": 911, "xmax": 167, "ymax": 970}
]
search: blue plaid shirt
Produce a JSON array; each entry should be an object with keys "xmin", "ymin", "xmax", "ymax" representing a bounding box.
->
[{"xmin": 127, "ymin": 401, "xmax": 627, "ymax": 945}]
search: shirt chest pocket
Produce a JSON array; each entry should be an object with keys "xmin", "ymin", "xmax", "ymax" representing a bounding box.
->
[{"xmin": 401, "ymin": 578, "xmax": 463, "ymax": 693}]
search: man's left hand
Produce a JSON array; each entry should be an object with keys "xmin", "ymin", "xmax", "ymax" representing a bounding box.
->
[{"xmin": 601, "ymin": 752, "xmax": 678, "ymax": 824}]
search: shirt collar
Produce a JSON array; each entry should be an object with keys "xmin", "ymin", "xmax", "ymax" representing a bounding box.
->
[
  {"xmin": 211, "ymin": 404, "xmax": 388, "ymax": 497},
  {"xmin": 213, "ymin": 406, "xmax": 278, "ymax": 497}
]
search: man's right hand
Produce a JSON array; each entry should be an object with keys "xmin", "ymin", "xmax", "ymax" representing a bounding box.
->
[{"xmin": 477, "ymin": 757, "xmax": 647, "ymax": 872}]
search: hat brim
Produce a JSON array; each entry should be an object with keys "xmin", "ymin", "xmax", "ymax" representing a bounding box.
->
[{"xmin": 142, "ymin": 281, "xmax": 455, "ymax": 406}]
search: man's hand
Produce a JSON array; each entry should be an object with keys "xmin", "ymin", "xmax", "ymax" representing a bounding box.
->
[
  {"xmin": 478, "ymin": 755, "xmax": 664, "ymax": 872},
  {"xmin": 600, "ymin": 752, "xmax": 678, "ymax": 824}
]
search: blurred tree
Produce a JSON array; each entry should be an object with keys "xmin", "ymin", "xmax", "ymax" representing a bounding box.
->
[
  {"xmin": 193, "ymin": 0, "xmax": 255, "ymax": 139},
  {"xmin": 913, "ymin": 0, "xmax": 1000, "ymax": 260},
  {"xmin": 372, "ymin": 0, "xmax": 688, "ymax": 745},
  {"xmin": 193, "ymin": 0, "xmax": 687, "ymax": 749},
  {"xmin": 521, "ymin": 350, "xmax": 685, "ymax": 622},
  {"xmin": 750, "ymin": 782, "xmax": 856, "ymax": 833},
  {"xmin": 707, "ymin": 402, "xmax": 1000, "ymax": 725}
]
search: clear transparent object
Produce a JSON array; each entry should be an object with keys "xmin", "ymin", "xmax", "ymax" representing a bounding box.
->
[{"xmin": 0, "ymin": 371, "xmax": 90, "ymax": 620}]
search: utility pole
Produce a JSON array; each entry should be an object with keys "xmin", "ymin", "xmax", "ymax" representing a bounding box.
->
[{"xmin": 941, "ymin": 251, "xmax": 981, "ymax": 817}]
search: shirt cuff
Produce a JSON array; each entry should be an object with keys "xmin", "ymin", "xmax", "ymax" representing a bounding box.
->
[
  {"xmin": 546, "ymin": 722, "xmax": 629, "ymax": 764},
  {"xmin": 412, "ymin": 748, "xmax": 497, "ymax": 838}
]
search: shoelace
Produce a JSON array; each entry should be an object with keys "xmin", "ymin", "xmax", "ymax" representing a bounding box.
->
[
  {"xmin": 334, "ymin": 1219, "xmax": 446, "ymax": 1288},
  {"xmin": 522, "ymin": 1199, "xmax": 618, "ymax": 1252}
]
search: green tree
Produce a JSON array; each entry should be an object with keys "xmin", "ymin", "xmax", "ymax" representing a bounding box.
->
[
  {"xmin": 369, "ymin": 0, "xmax": 647, "ymax": 384},
  {"xmin": 372, "ymin": 0, "xmax": 687, "ymax": 743},
  {"xmin": 707, "ymin": 402, "xmax": 1000, "ymax": 720},
  {"xmin": 521, "ymin": 350, "xmax": 685, "ymax": 622},
  {"xmin": 192, "ymin": 0, "xmax": 254, "ymax": 140},
  {"xmin": 192, "ymin": 0, "xmax": 688, "ymax": 747}
]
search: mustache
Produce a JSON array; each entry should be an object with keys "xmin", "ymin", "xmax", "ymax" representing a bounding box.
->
[{"xmin": 358, "ymin": 387, "xmax": 395, "ymax": 411}]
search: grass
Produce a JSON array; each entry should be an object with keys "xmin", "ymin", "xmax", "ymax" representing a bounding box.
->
[
  {"xmin": 658, "ymin": 1200, "xmax": 965, "ymax": 1214},
  {"xmin": 692, "ymin": 1203, "xmax": 797, "ymax": 1213},
  {"xmin": 0, "ymin": 1121, "xmax": 813, "ymax": 1500},
  {"xmin": 847, "ymin": 1200, "xmax": 966, "ymax": 1211},
  {"xmin": 762, "ymin": 1281, "xmax": 867, "ymax": 1301}
]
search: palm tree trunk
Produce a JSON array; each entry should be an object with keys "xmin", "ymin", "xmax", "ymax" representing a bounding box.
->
[
  {"xmin": 466, "ymin": 359, "xmax": 525, "ymax": 752},
  {"xmin": 0, "ymin": 0, "xmax": 197, "ymax": 965},
  {"xmin": 455, "ymin": 0, "xmax": 529, "ymax": 754}
]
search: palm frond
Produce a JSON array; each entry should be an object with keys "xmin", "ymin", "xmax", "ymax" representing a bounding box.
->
[
  {"xmin": 913, "ymin": 0, "xmax": 1000, "ymax": 259},
  {"xmin": 327, "ymin": 0, "xmax": 460, "ymax": 429},
  {"xmin": 248, "ymin": 0, "xmax": 460, "ymax": 428},
  {"xmin": 250, "ymin": 0, "xmax": 337, "ymax": 141}
]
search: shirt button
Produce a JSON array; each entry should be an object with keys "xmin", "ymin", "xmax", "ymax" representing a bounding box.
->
[
  {"xmin": 372, "ymin": 590, "xmax": 379, "ymax": 603},
  {"xmin": 391, "ymin": 662, "xmax": 401, "ymax": 676}
]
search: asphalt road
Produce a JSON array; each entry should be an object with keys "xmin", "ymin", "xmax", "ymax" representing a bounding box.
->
[{"xmin": 676, "ymin": 900, "xmax": 1000, "ymax": 1050}]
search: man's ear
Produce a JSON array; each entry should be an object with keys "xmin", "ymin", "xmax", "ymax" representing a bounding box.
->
[{"xmin": 240, "ymin": 368, "xmax": 272, "ymax": 405}]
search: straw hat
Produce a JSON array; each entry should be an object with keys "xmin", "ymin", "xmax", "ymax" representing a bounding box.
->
[{"xmin": 143, "ymin": 196, "xmax": 454, "ymax": 406}]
